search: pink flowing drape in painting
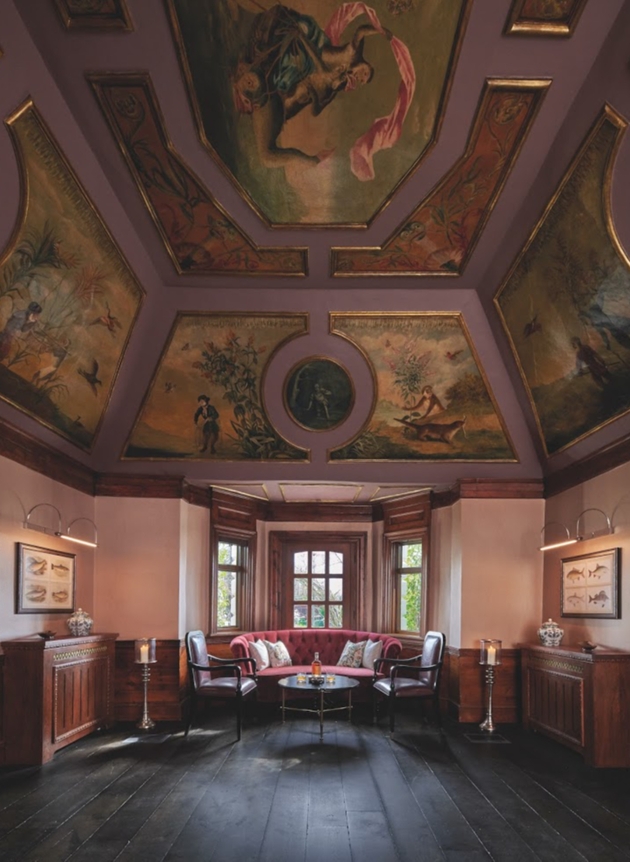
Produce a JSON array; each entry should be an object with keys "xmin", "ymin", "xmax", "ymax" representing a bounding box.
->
[{"xmin": 325, "ymin": 2, "xmax": 416, "ymax": 181}]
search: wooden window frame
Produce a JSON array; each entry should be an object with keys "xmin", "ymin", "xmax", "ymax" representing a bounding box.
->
[
  {"xmin": 208, "ymin": 525, "xmax": 255, "ymax": 640},
  {"xmin": 268, "ymin": 531, "xmax": 366, "ymax": 631},
  {"xmin": 382, "ymin": 528, "xmax": 428, "ymax": 642}
]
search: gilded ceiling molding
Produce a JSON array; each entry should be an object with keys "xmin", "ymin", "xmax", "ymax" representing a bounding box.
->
[
  {"xmin": 54, "ymin": 0, "xmax": 133, "ymax": 31},
  {"xmin": 0, "ymin": 99, "xmax": 144, "ymax": 450},
  {"xmin": 123, "ymin": 312, "xmax": 310, "ymax": 462},
  {"xmin": 331, "ymin": 79, "xmax": 550, "ymax": 276},
  {"xmin": 165, "ymin": 0, "xmax": 472, "ymax": 228},
  {"xmin": 328, "ymin": 312, "xmax": 517, "ymax": 462},
  {"xmin": 495, "ymin": 105, "xmax": 630, "ymax": 457},
  {"xmin": 504, "ymin": 0, "xmax": 588, "ymax": 37},
  {"xmin": 88, "ymin": 74, "xmax": 308, "ymax": 277}
]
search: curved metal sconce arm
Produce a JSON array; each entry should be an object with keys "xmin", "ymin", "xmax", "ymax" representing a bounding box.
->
[
  {"xmin": 24, "ymin": 503, "xmax": 62, "ymax": 536},
  {"xmin": 575, "ymin": 508, "xmax": 612, "ymax": 541},
  {"xmin": 539, "ymin": 521, "xmax": 578, "ymax": 552},
  {"xmin": 58, "ymin": 517, "xmax": 98, "ymax": 548}
]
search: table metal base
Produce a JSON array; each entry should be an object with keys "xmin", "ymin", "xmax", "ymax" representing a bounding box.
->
[{"xmin": 281, "ymin": 687, "xmax": 354, "ymax": 738}]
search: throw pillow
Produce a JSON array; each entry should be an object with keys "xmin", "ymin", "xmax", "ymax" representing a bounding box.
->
[
  {"xmin": 337, "ymin": 640, "xmax": 367, "ymax": 668},
  {"xmin": 264, "ymin": 639, "xmax": 293, "ymax": 668},
  {"xmin": 362, "ymin": 638, "xmax": 383, "ymax": 670},
  {"xmin": 248, "ymin": 639, "xmax": 270, "ymax": 672}
]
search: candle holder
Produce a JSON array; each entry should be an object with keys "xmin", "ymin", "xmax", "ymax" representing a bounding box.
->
[
  {"xmin": 134, "ymin": 638, "xmax": 157, "ymax": 730},
  {"xmin": 479, "ymin": 638, "xmax": 502, "ymax": 733}
]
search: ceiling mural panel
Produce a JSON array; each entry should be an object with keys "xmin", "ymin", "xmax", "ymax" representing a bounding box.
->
[
  {"xmin": 53, "ymin": 0, "xmax": 133, "ymax": 31},
  {"xmin": 124, "ymin": 312, "xmax": 309, "ymax": 462},
  {"xmin": 0, "ymin": 100, "xmax": 144, "ymax": 451},
  {"xmin": 331, "ymin": 79, "xmax": 550, "ymax": 276},
  {"xmin": 284, "ymin": 356, "xmax": 354, "ymax": 432},
  {"xmin": 89, "ymin": 74, "xmax": 308, "ymax": 276},
  {"xmin": 504, "ymin": 0, "xmax": 588, "ymax": 36},
  {"xmin": 329, "ymin": 313, "xmax": 516, "ymax": 462},
  {"xmin": 495, "ymin": 105, "xmax": 630, "ymax": 457},
  {"xmin": 166, "ymin": 0, "xmax": 470, "ymax": 227}
]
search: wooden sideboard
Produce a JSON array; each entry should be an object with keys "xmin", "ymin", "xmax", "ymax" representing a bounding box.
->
[
  {"xmin": 2, "ymin": 633, "xmax": 117, "ymax": 765},
  {"xmin": 521, "ymin": 643, "xmax": 630, "ymax": 768}
]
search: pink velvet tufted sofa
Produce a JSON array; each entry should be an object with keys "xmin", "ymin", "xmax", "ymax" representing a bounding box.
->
[{"xmin": 230, "ymin": 629, "xmax": 403, "ymax": 702}]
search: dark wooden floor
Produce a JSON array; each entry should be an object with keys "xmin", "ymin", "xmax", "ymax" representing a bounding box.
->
[{"xmin": 1, "ymin": 705, "xmax": 629, "ymax": 862}]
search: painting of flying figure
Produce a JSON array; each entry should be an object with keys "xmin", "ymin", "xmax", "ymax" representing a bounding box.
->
[{"xmin": 561, "ymin": 548, "xmax": 620, "ymax": 619}]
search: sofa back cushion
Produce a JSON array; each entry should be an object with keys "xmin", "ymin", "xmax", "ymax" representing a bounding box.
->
[{"xmin": 231, "ymin": 629, "xmax": 402, "ymax": 666}]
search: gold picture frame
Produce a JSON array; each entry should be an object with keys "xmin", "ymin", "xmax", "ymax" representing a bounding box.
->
[
  {"xmin": 561, "ymin": 548, "xmax": 620, "ymax": 619},
  {"xmin": 16, "ymin": 542, "xmax": 76, "ymax": 614}
]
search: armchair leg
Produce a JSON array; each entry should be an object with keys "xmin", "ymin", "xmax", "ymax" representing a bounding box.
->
[
  {"xmin": 388, "ymin": 692, "xmax": 396, "ymax": 733},
  {"xmin": 236, "ymin": 692, "xmax": 243, "ymax": 742}
]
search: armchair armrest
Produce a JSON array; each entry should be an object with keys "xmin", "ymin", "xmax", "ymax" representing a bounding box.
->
[
  {"xmin": 390, "ymin": 659, "xmax": 441, "ymax": 681},
  {"xmin": 207, "ymin": 653, "xmax": 258, "ymax": 680}
]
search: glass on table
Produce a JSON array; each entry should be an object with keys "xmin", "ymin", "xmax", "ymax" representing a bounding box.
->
[
  {"xmin": 296, "ymin": 672, "xmax": 307, "ymax": 684},
  {"xmin": 325, "ymin": 673, "xmax": 336, "ymax": 685}
]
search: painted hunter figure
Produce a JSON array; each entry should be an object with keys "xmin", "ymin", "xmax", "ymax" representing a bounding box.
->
[
  {"xmin": 232, "ymin": 3, "xmax": 397, "ymax": 170},
  {"xmin": 0, "ymin": 301, "xmax": 42, "ymax": 363},
  {"xmin": 194, "ymin": 394, "xmax": 220, "ymax": 454}
]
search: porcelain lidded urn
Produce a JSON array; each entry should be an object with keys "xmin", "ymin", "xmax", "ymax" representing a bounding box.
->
[
  {"xmin": 66, "ymin": 608, "xmax": 93, "ymax": 637},
  {"xmin": 537, "ymin": 618, "xmax": 564, "ymax": 647}
]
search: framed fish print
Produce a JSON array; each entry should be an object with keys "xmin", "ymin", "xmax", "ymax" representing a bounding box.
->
[
  {"xmin": 16, "ymin": 543, "xmax": 76, "ymax": 614},
  {"xmin": 561, "ymin": 548, "xmax": 620, "ymax": 619}
]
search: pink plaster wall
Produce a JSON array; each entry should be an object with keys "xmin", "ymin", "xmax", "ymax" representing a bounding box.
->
[
  {"xmin": 94, "ymin": 496, "xmax": 181, "ymax": 640},
  {"xmin": 0, "ymin": 454, "xmax": 95, "ymax": 640},
  {"xmin": 544, "ymin": 463, "xmax": 630, "ymax": 650},
  {"xmin": 459, "ymin": 498, "xmax": 545, "ymax": 649}
]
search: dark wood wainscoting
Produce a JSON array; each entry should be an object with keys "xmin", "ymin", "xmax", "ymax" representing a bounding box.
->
[
  {"xmin": 114, "ymin": 639, "xmax": 188, "ymax": 723},
  {"xmin": 444, "ymin": 647, "xmax": 520, "ymax": 724}
]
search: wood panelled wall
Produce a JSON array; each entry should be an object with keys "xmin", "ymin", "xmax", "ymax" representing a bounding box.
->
[{"xmin": 444, "ymin": 647, "xmax": 520, "ymax": 723}]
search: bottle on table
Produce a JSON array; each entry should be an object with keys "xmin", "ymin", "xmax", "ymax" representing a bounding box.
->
[{"xmin": 311, "ymin": 651, "xmax": 322, "ymax": 676}]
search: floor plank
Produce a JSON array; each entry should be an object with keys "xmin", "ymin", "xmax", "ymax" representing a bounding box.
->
[{"xmin": 0, "ymin": 709, "xmax": 629, "ymax": 862}]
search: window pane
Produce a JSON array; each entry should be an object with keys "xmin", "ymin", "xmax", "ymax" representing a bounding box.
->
[
  {"xmin": 329, "ymin": 605, "xmax": 343, "ymax": 628},
  {"xmin": 329, "ymin": 551, "xmax": 343, "ymax": 574},
  {"xmin": 311, "ymin": 605, "xmax": 325, "ymax": 627},
  {"xmin": 400, "ymin": 572, "xmax": 421, "ymax": 632},
  {"xmin": 329, "ymin": 578, "xmax": 343, "ymax": 601},
  {"xmin": 218, "ymin": 541, "xmax": 238, "ymax": 566},
  {"xmin": 294, "ymin": 551, "xmax": 308, "ymax": 574},
  {"xmin": 294, "ymin": 605, "xmax": 308, "ymax": 627},
  {"xmin": 311, "ymin": 578, "xmax": 326, "ymax": 601},
  {"xmin": 312, "ymin": 551, "xmax": 326, "ymax": 574},
  {"xmin": 217, "ymin": 569, "xmax": 237, "ymax": 628},
  {"xmin": 294, "ymin": 578, "xmax": 308, "ymax": 601},
  {"xmin": 401, "ymin": 542, "xmax": 422, "ymax": 568}
]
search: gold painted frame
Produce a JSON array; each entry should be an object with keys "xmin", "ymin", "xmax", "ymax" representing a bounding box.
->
[
  {"xmin": 561, "ymin": 547, "xmax": 620, "ymax": 619},
  {"xmin": 504, "ymin": 0, "xmax": 588, "ymax": 37},
  {"xmin": 330, "ymin": 78, "xmax": 551, "ymax": 276},
  {"xmin": 122, "ymin": 311, "xmax": 311, "ymax": 462},
  {"xmin": 16, "ymin": 542, "xmax": 76, "ymax": 614},
  {"xmin": 164, "ymin": 0, "xmax": 473, "ymax": 230},
  {"xmin": 283, "ymin": 355, "xmax": 356, "ymax": 433},
  {"xmin": 328, "ymin": 311, "xmax": 518, "ymax": 463},
  {"xmin": 54, "ymin": 0, "xmax": 133, "ymax": 31},
  {"xmin": 1, "ymin": 98, "xmax": 144, "ymax": 451},
  {"xmin": 88, "ymin": 72, "xmax": 308, "ymax": 276},
  {"xmin": 494, "ymin": 105, "xmax": 630, "ymax": 457}
]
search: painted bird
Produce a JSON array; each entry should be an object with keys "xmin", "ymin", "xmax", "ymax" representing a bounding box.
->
[
  {"xmin": 523, "ymin": 314, "xmax": 542, "ymax": 337},
  {"xmin": 89, "ymin": 303, "xmax": 121, "ymax": 335},
  {"xmin": 78, "ymin": 359, "xmax": 102, "ymax": 396},
  {"xmin": 445, "ymin": 350, "xmax": 463, "ymax": 361}
]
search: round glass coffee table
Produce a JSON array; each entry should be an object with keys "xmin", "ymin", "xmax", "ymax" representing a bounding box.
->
[{"xmin": 278, "ymin": 674, "xmax": 359, "ymax": 738}]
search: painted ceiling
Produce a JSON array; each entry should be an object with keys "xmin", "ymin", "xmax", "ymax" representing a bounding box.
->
[{"xmin": 1, "ymin": 0, "xmax": 630, "ymax": 501}]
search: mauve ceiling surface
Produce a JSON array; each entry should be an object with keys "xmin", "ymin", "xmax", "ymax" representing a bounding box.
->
[{"xmin": 1, "ymin": 0, "xmax": 630, "ymax": 498}]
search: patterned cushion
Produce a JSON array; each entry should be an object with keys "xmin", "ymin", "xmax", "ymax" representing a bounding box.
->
[
  {"xmin": 249, "ymin": 639, "xmax": 270, "ymax": 671},
  {"xmin": 362, "ymin": 638, "xmax": 383, "ymax": 669},
  {"xmin": 264, "ymin": 639, "xmax": 292, "ymax": 668},
  {"xmin": 337, "ymin": 640, "xmax": 367, "ymax": 668}
]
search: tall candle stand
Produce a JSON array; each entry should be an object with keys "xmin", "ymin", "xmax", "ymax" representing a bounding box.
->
[
  {"xmin": 479, "ymin": 638, "xmax": 502, "ymax": 734},
  {"xmin": 134, "ymin": 638, "xmax": 157, "ymax": 731}
]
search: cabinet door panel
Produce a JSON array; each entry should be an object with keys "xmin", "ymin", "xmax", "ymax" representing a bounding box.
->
[{"xmin": 53, "ymin": 658, "xmax": 109, "ymax": 741}]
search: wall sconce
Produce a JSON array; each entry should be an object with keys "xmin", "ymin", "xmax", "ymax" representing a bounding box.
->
[
  {"xmin": 24, "ymin": 504, "xmax": 98, "ymax": 548},
  {"xmin": 575, "ymin": 508, "xmax": 613, "ymax": 542},
  {"xmin": 539, "ymin": 521, "xmax": 578, "ymax": 552},
  {"xmin": 58, "ymin": 517, "xmax": 98, "ymax": 548}
]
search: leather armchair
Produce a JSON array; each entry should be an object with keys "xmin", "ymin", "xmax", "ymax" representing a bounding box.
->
[
  {"xmin": 185, "ymin": 630, "xmax": 257, "ymax": 741},
  {"xmin": 373, "ymin": 630, "xmax": 445, "ymax": 732}
]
